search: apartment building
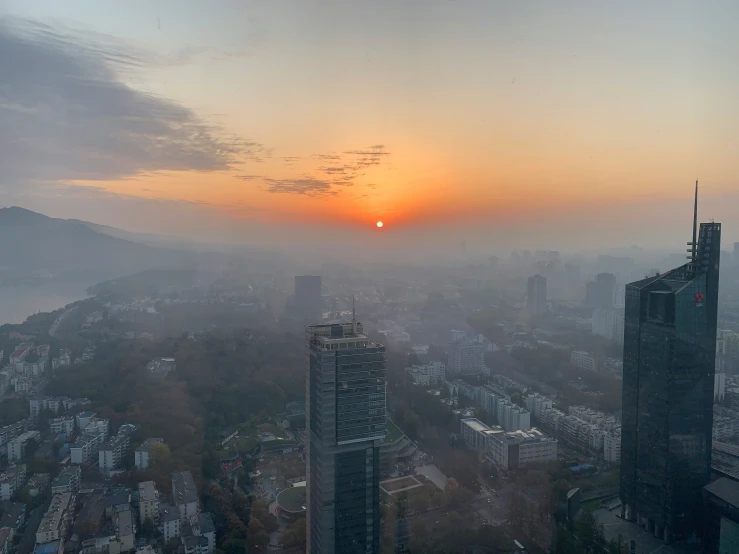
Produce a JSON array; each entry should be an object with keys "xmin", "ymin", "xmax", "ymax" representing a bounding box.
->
[
  {"xmin": 159, "ymin": 504, "xmax": 181, "ymax": 542},
  {"xmin": 36, "ymin": 493, "xmax": 73, "ymax": 545},
  {"xmin": 0, "ymin": 464, "xmax": 27, "ymax": 500},
  {"xmin": 405, "ymin": 362, "xmax": 446, "ymax": 386},
  {"xmin": 134, "ymin": 438, "xmax": 164, "ymax": 470},
  {"xmin": 496, "ymin": 400, "xmax": 531, "ymax": 432},
  {"xmin": 0, "ymin": 419, "xmax": 31, "ymax": 447},
  {"xmin": 604, "ymin": 428, "xmax": 621, "ymax": 464},
  {"xmin": 8, "ymin": 430, "xmax": 40, "ymax": 461},
  {"xmin": 70, "ymin": 431, "xmax": 106, "ymax": 464},
  {"xmin": 138, "ymin": 481, "xmax": 159, "ymax": 523},
  {"xmin": 49, "ymin": 417, "xmax": 75, "ymax": 438},
  {"xmin": 114, "ymin": 508, "xmax": 135, "ymax": 552},
  {"xmin": 189, "ymin": 513, "xmax": 216, "ymax": 554},
  {"xmin": 51, "ymin": 466, "xmax": 81, "ymax": 495},
  {"xmin": 172, "ymin": 471, "xmax": 199, "ymax": 521},
  {"xmin": 75, "ymin": 412, "xmax": 96, "ymax": 431},
  {"xmin": 460, "ymin": 418, "xmax": 504, "ymax": 453},
  {"xmin": 539, "ymin": 407, "xmax": 566, "ymax": 434},
  {"xmin": 524, "ymin": 393, "xmax": 553, "ymax": 420}
]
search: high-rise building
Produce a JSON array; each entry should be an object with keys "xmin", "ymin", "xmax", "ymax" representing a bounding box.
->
[
  {"xmin": 295, "ymin": 275, "xmax": 322, "ymax": 320},
  {"xmin": 527, "ymin": 274, "xmax": 547, "ymax": 315},
  {"xmin": 306, "ymin": 319, "xmax": 386, "ymax": 554},
  {"xmin": 585, "ymin": 272, "xmax": 616, "ymax": 310},
  {"xmin": 620, "ymin": 183, "xmax": 720, "ymax": 543},
  {"xmin": 447, "ymin": 340, "xmax": 485, "ymax": 378}
]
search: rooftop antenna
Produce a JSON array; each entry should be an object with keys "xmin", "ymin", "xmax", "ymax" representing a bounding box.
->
[
  {"xmin": 352, "ymin": 295, "xmax": 357, "ymax": 334},
  {"xmin": 687, "ymin": 180, "xmax": 698, "ymax": 268}
]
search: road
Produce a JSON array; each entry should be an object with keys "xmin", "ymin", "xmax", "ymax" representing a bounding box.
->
[{"xmin": 49, "ymin": 306, "xmax": 77, "ymax": 337}]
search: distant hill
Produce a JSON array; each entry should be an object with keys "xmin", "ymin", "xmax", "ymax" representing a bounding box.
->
[{"xmin": 0, "ymin": 207, "xmax": 202, "ymax": 282}]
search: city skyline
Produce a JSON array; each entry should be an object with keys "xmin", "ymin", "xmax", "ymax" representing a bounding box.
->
[{"xmin": 1, "ymin": 2, "xmax": 739, "ymax": 253}]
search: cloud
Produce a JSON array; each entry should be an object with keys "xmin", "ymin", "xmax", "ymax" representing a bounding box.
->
[
  {"xmin": 263, "ymin": 178, "xmax": 340, "ymax": 197},
  {"xmin": 235, "ymin": 175, "xmax": 264, "ymax": 181},
  {"xmin": 0, "ymin": 18, "xmax": 264, "ymax": 189},
  {"xmin": 343, "ymin": 145, "xmax": 390, "ymax": 168}
]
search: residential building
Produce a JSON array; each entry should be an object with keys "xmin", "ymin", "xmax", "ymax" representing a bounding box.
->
[
  {"xmin": 159, "ymin": 504, "xmax": 181, "ymax": 542},
  {"xmin": 10, "ymin": 343, "xmax": 33, "ymax": 365},
  {"xmin": 146, "ymin": 358, "xmax": 176, "ymax": 378},
  {"xmin": 570, "ymin": 350, "xmax": 599, "ymax": 372},
  {"xmin": 138, "ymin": 481, "xmax": 159, "ymax": 523},
  {"xmin": 604, "ymin": 428, "xmax": 621, "ymax": 464},
  {"xmin": 486, "ymin": 428, "xmax": 558, "ymax": 470},
  {"xmin": 70, "ymin": 431, "xmax": 106, "ymax": 464},
  {"xmin": 524, "ymin": 393, "xmax": 553, "ymax": 420},
  {"xmin": 0, "ymin": 419, "xmax": 31, "ymax": 448},
  {"xmin": 36, "ymin": 493, "xmax": 73, "ymax": 545},
  {"xmin": 172, "ymin": 471, "xmax": 199, "ymax": 521},
  {"xmin": 405, "ymin": 362, "xmax": 445, "ymax": 387},
  {"xmin": 25, "ymin": 473, "xmax": 50, "ymax": 497},
  {"xmin": 8, "ymin": 431, "xmax": 40, "ymax": 461},
  {"xmin": 0, "ymin": 464, "xmax": 27, "ymax": 500},
  {"xmin": 98, "ymin": 425, "xmax": 136, "ymax": 472},
  {"xmin": 619, "ymin": 194, "xmax": 721, "ymax": 543},
  {"xmin": 135, "ymin": 438, "xmax": 164, "ymax": 470},
  {"xmin": 189, "ymin": 513, "xmax": 215, "ymax": 554},
  {"xmin": 715, "ymin": 369, "xmax": 727, "ymax": 402},
  {"xmin": 51, "ymin": 466, "xmax": 80, "ymax": 495},
  {"xmin": 0, "ymin": 501, "xmax": 26, "ymax": 534},
  {"xmin": 306, "ymin": 320, "xmax": 385, "ymax": 554},
  {"xmin": 527, "ymin": 274, "xmax": 547, "ymax": 315},
  {"xmin": 294, "ymin": 275, "xmax": 322, "ymax": 320},
  {"xmin": 591, "ymin": 309, "xmax": 625, "ymax": 345},
  {"xmin": 75, "ymin": 412, "xmax": 96, "ymax": 431},
  {"xmin": 114, "ymin": 508, "xmax": 135, "ymax": 552},
  {"xmin": 495, "ymin": 400, "xmax": 531, "ymax": 432},
  {"xmin": 182, "ymin": 535, "xmax": 209, "ymax": 554},
  {"xmin": 447, "ymin": 340, "xmax": 485, "ymax": 378},
  {"xmin": 49, "ymin": 417, "xmax": 74, "ymax": 439},
  {"xmin": 84, "ymin": 418, "xmax": 109, "ymax": 438}
]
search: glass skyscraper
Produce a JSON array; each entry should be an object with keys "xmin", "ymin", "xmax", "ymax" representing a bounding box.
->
[
  {"xmin": 620, "ymin": 198, "xmax": 721, "ymax": 543},
  {"xmin": 305, "ymin": 320, "xmax": 386, "ymax": 554}
]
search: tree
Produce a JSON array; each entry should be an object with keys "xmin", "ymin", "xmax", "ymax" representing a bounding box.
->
[
  {"xmin": 279, "ymin": 518, "xmax": 306, "ymax": 548},
  {"xmin": 402, "ymin": 409, "xmax": 420, "ymax": 440},
  {"xmin": 149, "ymin": 442, "xmax": 171, "ymax": 466},
  {"xmin": 246, "ymin": 517, "xmax": 269, "ymax": 553}
]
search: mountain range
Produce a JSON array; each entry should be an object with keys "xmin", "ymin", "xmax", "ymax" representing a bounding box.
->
[{"xmin": 0, "ymin": 207, "xmax": 209, "ymax": 283}]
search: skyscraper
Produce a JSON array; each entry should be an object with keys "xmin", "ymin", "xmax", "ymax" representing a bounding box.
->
[
  {"xmin": 527, "ymin": 274, "xmax": 547, "ymax": 315},
  {"xmin": 620, "ymin": 183, "xmax": 720, "ymax": 543},
  {"xmin": 295, "ymin": 275, "xmax": 322, "ymax": 320},
  {"xmin": 305, "ymin": 317, "xmax": 386, "ymax": 554}
]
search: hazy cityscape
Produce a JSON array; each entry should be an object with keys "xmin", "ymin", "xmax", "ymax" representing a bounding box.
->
[{"xmin": 2, "ymin": 3, "xmax": 739, "ymax": 554}]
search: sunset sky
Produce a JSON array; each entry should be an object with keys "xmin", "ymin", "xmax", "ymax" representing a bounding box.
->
[{"xmin": 1, "ymin": 1, "xmax": 738, "ymax": 255}]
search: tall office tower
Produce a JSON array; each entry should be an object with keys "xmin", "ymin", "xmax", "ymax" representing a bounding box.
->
[
  {"xmin": 527, "ymin": 274, "xmax": 547, "ymax": 315},
  {"xmin": 585, "ymin": 272, "xmax": 617, "ymax": 310},
  {"xmin": 295, "ymin": 275, "xmax": 322, "ymax": 320},
  {"xmin": 620, "ymin": 183, "xmax": 720, "ymax": 543},
  {"xmin": 306, "ymin": 317, "xmax": 386, "ymax": 554}
]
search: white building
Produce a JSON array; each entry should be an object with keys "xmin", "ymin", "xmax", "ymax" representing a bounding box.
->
[
  {"xmin": 139, "ymin": 481, "xmax": 160, "ymax": 523},
  {"xmin": 524, "ymin": 393, "xmax": 553, "ymax": 420},
  {"xmin": 496, "ymin": 400, "xmax": 531, "ymax": 432},
  {"xmin": 8, "ymin": 430, "xmax": 40, "ymax": 461},
  {"xmin": 570, "ymin": 350, "xmax": 599, "ymax": 372},
  {"xmin": 486, "ymin": 428, "xmax": 558, "ymax": 470},
  {"xmin": 539, "ymin": 407, "xmax": 565, "ymax": 434},
  {"xmin": 604, "ymin": 428, "xmax": 621, "ymax": 464},
  {"xmin": 70, "ymin": 431, "xmax": 106, "ymax": 464},
  {"xmin": 460, "ymin": 418, "xmax": 503, "ymax": 453},
  {"xmin": 0, "ymin": 464, "xmax": 27, "ymax": 500},
  {"xmin": 135, "ymin": 438, "xmax": 164, "ymax": 470},
  {"xmin": 49, "ymin": 416, "xmax": 75, "ymax": 438},
  {"xmin": 715, "ymin": 370, "xmax": 727, "ymax": 402},
  {"xmin": 405, "ymin": 362, "xmax": 446, "ymax": 386},
  {"xmin": 447, "ymin": 340, "xmax": 485, "ymax": 378}
]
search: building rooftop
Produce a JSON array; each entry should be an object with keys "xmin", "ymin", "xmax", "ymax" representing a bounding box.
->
[
  {"xmin": 199, "ymin": 513, "xmax": 215, "ymax": 534},
  {"xmin": 160, "ymin": 503, "xmax": 180, "ymax": 523},
  {"xmin": 116, "ymin": 508, "xmax": 133, "ymax": 536},
  {"xmin": 461, "ymin": 418, "xmax": 490, "ymax": 433},
  {"xmin": 135, "ymin": 438, "xmax": 164, "ymax": 452},
  {"xmin": 106, "ymin": 491, "xmax": 131, "ymax": 508},
  {"xmin": 276, "ymin": 485, "xmax": 306, "ymax": 514},
  {"xmin": 38, "ymin": 492, "xmax": 71, "ymax": 535},
  {"xmin": 704, "ymin": 477, "xmax": 739, "ymax": 508},
  {"xmin": 138, "ymin": 481, "xmax": 158, "ymax": 502},
  {"xmin": 172, "ymin": 471, "xmax": 198, "ymax": 506}
]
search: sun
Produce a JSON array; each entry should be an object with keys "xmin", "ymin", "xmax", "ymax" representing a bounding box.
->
[{"xmin": 376, "ymin": 221, "xmax": 384, "ymax": 228}]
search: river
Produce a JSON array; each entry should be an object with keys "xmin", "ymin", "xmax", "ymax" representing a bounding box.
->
[{"xmin": 0, "ymin": 281, "xmax": 91, "ymax": 325}]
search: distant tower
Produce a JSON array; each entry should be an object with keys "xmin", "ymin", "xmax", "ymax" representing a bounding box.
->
[
  {"xmin": 527, "ymin": 274, "xmax": 547, "ymax": 315},
  {"xmin": 620, "ymin": 181, "xmax": 720, "ymax": 543}
]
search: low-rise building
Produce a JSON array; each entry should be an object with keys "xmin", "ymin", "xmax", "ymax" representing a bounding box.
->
[
  {"xmin": 0, "ymin": 501, "xmax": 26, "ymax": 533},
  {"xmin": 604, "ymin": 428, "xmax": 621, "ymax": 464},
  {"xmin": 99, "ymin": 428, "xmax": 134, "ymax": 472},
  {"xmin": 8, "ymin": 431, "xmax": 40, "ymax": 461},
  {"xmin": 570, "ymin": 350, "xmax": 599, "ymax": 372},
  {"xmin": 138, "ymin": 481, "xmax": 159, "ymax": 523},
  {"xmin": 524, "ymin": 393, "xmax": 553, "ymax": 420},
  {"xmin": 460, "ymin": 418, "xmax": 503, "ymax": 453},
  {"xmin": 114, "ymin": 508, "xmax": 135, "ymax": 552},
  {"xmin": 182, "ymin": 535, "xmax": 209, "ymax": 554},
  {"xmin": 496, "ymin": 400, "xmax": 531, "ymax": 432},
  {"xmin": 25, "ymin": 473, "xmax": 50, "ymax": 497},
  {"xmin": 0, "ymin": 464, "xmax": 27, "ymax": 500},
  {"xmin": 486, "ymin": 428, "xmax": 558, "ymax": 470},
  {"xmin": 134, "ymin": 438, "xmax": 164, "ymax": 470},
  {"xmin": 51, "ymin": 466, "xmax": 81, "ymax": 495},
  {"xmin": 70, "ymin": 432, "xmax": 106, "ymax": 465},
  {"xmin": 0, "ymin": 419, "xmax": 31, "ymax": 448},
  {"xmin": 75, "ymin": 412, "xmax": 96, "ymax": 432},
  {"xmin": 36, "ymin": 493, "xmax": 73, "ymax": 545},
  {"xmin": 190, "ymin": 513, "xmax": 215, "ymax": 554}
]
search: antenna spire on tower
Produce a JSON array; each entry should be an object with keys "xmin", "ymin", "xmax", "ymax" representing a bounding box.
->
[{"xmin": 692, "ymin": 180, "xmax": 698, "ymax": 266}]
